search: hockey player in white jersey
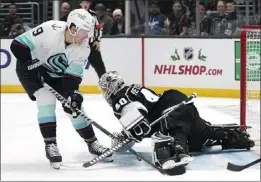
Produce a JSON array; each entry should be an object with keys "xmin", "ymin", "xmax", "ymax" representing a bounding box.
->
[{"xmin": 10, "ymin": 9, "xmax": 112, "ymax": 169}]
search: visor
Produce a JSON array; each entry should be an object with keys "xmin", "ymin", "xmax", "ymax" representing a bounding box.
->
[{"xmin": 76, "ymin": 28, "xmax": 90, "ymax": 39}]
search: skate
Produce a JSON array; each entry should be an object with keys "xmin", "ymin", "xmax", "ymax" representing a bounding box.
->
[
  {"xmin": 45, "ymin": 143, "xmax": 62, "ymax": 169},
  {"xmin": 111, "ymin": 132, "xmax": 135, "ymax": 153},
  {"xmin": 87, "ymin": 139, "xmax": 113, "ymax": 162}
]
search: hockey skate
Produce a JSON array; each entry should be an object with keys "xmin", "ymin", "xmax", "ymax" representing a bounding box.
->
[
  {"xmin": 45, "ymin": 143, "xmax": 62, "ymax": 169},
  {"xmin": 111, "ymin": 132, "xmax": 136, "ymax": 153},
  {"xmin": 87, "ymin": 139, "xmax": 113, "ymax": 162}
]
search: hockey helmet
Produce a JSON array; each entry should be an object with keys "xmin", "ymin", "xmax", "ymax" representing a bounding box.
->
[
  {"xmin": 99, "ymin": 71, "xmax": 126, "ymax": 106},
  {"xmin": 67, "ymin": 8, "xmax": 94, "ymax": 41}
]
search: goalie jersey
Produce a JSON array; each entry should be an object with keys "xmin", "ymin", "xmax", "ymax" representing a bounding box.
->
[
  {"xmin": 14, "ymin": 20, "xmax": 90, "ymax": 79},
  {"xmin": 110, "ymin": 84, "xmax": 191, "ymax": 128},
  {"xmin": 111, "ymin": 84, "xmax": 160, "ymax": 120}
]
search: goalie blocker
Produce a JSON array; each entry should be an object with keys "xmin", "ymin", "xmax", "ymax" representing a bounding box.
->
[{"xmin": 99, "ymin": 71, "xmax": 255, "ymax": 170}]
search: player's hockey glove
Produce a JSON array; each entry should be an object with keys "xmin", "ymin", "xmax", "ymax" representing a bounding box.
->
[
  {"xmin": 62, "ymin": 90, "xmax": 83, "ymax": 118},
  {"xmin": 120, "ymin": 108, "xmax": 151, "ymax": 142},
  {"xmin": 23, "ymin": 59, "xmax": 42, "ymax": 71}
]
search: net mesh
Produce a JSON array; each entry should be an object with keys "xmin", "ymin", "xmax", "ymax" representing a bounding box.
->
[{"xmin": 245, "ymin": 30, "xmax": 260, "ymax": 144}]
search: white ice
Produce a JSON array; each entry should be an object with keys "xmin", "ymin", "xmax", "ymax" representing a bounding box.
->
[{"xmin": 1, "ymin": 94, "xmax": 260, "ymax": 181}]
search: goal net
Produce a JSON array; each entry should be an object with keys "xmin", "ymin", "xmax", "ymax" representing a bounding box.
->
[{"xmin": 240, "ymin": 26, "xmax": 260, "ymax": 145}]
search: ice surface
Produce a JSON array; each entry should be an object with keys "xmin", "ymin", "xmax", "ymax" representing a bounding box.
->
[{"xmin": 1, "ymin": 94, "xmax": 260, "ymax": 181}]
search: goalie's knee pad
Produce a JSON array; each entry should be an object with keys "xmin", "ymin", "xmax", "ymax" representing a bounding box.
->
[{"xmin": 151, "ymin": 131, "xmax": 190, "ymax": 168}]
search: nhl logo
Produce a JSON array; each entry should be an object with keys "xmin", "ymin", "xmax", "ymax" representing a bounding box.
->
[{"xmin": 184, "ymin": 47, "xmax": 194, "ymax": 60}]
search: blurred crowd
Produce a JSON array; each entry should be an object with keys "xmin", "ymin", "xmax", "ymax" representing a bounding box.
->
[
  {"xmin": 0, "ymin": 0, "xmax": 260, "ymax": 38},
  {"xmin": 142, "ymin": 0, "xmax": 260, "ymax": 36}
]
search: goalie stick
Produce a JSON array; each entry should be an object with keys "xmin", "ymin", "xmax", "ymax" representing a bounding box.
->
[{"xmin": 227, "ymin": 158, "xmax": 261, "ymax": 171}]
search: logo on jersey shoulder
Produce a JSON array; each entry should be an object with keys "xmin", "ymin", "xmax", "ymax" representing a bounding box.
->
[
  {"xmin": 52, "ymin": 24, "xmax": 61, "ymax": 30},
  {"xmin": 44, "ymin": 53, "xmax": 68, "ymax": 76},
  {"xmin": 130, "ymin": 84, "xmax": 142, "ymax": 96}
]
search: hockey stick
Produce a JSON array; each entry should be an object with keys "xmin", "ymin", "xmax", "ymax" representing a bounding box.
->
[
  {"xmin": 82, "ymin": 93, "xmax": 197, "ymax": 169},
  {"xmin": 44, "ymin": 83, "xmax": 196, "ymax": 173},
  {"xmin": 43, "ymin": 83, "xmax": 165, "ymax": 173},
  {"xmin": 227, "ymin": 158, "xmax": 261, "ymax": 171}
]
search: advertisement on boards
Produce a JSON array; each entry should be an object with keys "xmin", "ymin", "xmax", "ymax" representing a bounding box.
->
[
  {"xmin": 144, "ymin": 39, "xmax": 236, "ymax": 89},
  {"xmin": 0, "ymin": 48, "xmax": 12, "ymax": 69},
  {"xmin": 0, "ymin": 38, "xmax": 142, "ymax": 87},
  {"xmin": 234, "ymin": 41, "xmax": 260, "ymax": 81},
  {"xmin": 155, "ymin": 47, "xmax": 223, "ymax": 76}
]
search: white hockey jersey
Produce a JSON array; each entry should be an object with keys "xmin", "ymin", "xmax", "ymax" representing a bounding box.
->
[{"xmin": 15, "ymin": 20, "xmax": 90, "ymax": 78}]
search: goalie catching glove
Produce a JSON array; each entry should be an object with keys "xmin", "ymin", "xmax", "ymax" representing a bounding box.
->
[
  {"xmin": 119, "ymin": 106, "xmax": 151, "ymax": 142},
  {"xmin": 62, "ymin": 90, "xmax": 83, "ymax": 118}
]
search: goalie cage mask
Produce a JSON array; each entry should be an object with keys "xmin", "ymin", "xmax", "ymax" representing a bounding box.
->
[{"xmin": 99, "ymin": 71, "xmax": 126, "ymax": 106}]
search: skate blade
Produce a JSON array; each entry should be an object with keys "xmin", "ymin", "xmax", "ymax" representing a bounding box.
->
[
  {"xmin": 50, "ymin": 162, "xmax": 62, "ymax": 169},
  {"xmin": 162, "ymin": 157, "xmax": 193, "ymax": 170}
]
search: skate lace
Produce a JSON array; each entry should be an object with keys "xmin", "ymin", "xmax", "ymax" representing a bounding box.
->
[
  {"xmin": 47, "ymin": 143, "xmax": 60, "ymax": 157},
  {"xmin": 91, "ymin": 141, "xmax": 106, "ymax": 153}
]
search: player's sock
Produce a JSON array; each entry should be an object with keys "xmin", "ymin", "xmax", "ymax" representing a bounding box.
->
[
  {"xmin": 76, "ymin": 124, "xmax": 97, "ymax": 142},
  {"xmin": 39, "ymin": 122, "xmax": 57, "ymax": 138}
]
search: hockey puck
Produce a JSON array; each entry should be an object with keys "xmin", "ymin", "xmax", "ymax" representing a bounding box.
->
[{"xmin": 164, "ymin": 166, "xmax": 186, "ymax": 176}]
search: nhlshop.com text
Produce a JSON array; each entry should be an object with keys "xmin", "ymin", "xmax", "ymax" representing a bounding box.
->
[{"xmin": 154, "ymin": 65, "xmax": 223, "ymax": 76}]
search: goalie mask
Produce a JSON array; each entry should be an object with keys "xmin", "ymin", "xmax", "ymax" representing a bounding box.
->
[{"xmin": 99, "ymin": 71, "xmax": 126, "ymax": 106}]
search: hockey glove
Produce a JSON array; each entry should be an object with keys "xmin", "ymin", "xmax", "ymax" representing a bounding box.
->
[
  {"xmin": 63, "ymin": 90, "xmax": 83, "ymax": 118},
  {"xmin": 23, "ymin": 59, "xmax": 42, "ymax": 71},
  {"xmin": 119, "ymin": 108, "xmax": 151, "ymax": 142}
]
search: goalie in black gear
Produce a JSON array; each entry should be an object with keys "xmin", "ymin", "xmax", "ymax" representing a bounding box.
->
[{"xmin": 98, "ymin": 71, "xmax": 255, "ymax": 170}]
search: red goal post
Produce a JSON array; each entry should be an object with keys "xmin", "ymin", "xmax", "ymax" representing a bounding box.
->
[{"xmin": 240, "ymin": 25, "xmax": 260, "ymax": 143}]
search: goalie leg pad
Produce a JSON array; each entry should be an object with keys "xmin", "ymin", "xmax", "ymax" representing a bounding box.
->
[
  {"xmin": 204, "ymin": 126, "xmax": 255, "ymax": 150},
  {"xmin": 151, "ymin": 131, "xmax": 192, "ymax": 172},
  {"xmin": 222, "ymin": 128, "xmax": 255, "ymax": 150},
  {"xmin": 151, "ymin": 131, "xmax": 175, "ymax": 167}
]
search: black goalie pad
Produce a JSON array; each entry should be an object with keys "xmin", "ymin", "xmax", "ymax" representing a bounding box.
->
[{"xmin": 203, "ymin": 123, "xmax": 255, "ymax": 150}]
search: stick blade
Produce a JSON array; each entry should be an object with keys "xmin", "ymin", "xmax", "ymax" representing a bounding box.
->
[{"xmin": 227, "ymin": 162, "xmax": 244, "ymax": 171}]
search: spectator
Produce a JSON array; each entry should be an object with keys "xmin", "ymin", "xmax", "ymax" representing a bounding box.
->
[
  {"xmin": 8, "ymin": 23, "xmax": 25, "ymax": 38},
  {"xmin": 2, "ymin": 3, "xmax": 23, "ymax": 37},
  {"xmin": 199, "ymin": 4, "xmax": 211, "ymax": 35},
  {"xmin": 111, "ymin": 9, "xmax": 125, "ymax": 35},
  {"xmin": 180, "ymin": 0, "xmax": 196, "ymax": 19},
  {"xmin": 167, "ymin": 1, "xmax": 189, "ymax": 36},
  {"xmin": 205, "ymin": 0, "xmax": 220, "ymax": 11},
  {"xmin": 189, "ymin": 4, "xmax": 210, "ymax": 36},
  {"xmin": 106, "ymin": 8, "xmax": 113, "ymax": 18},
  {"xmin": 146, "ymin": 1, "xmax": 167, "ymax": 35},
  {"xmin": 79, "ymin": 0, "xmax": 90, "ymax": 10},
  {"xmin": 95, "ymin": 3, "xmax": 114, "ymax": 35},
  {"xmin": 226, "ymin": 2, "xmax": 234, "ymax": 12},
  {"xmin": 60, "ymin": 2, "xmax": 71, "ymax": 21},
  {"xmin": 210, "ymin": 0, "xmax": 236, "ymax": 36}
]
